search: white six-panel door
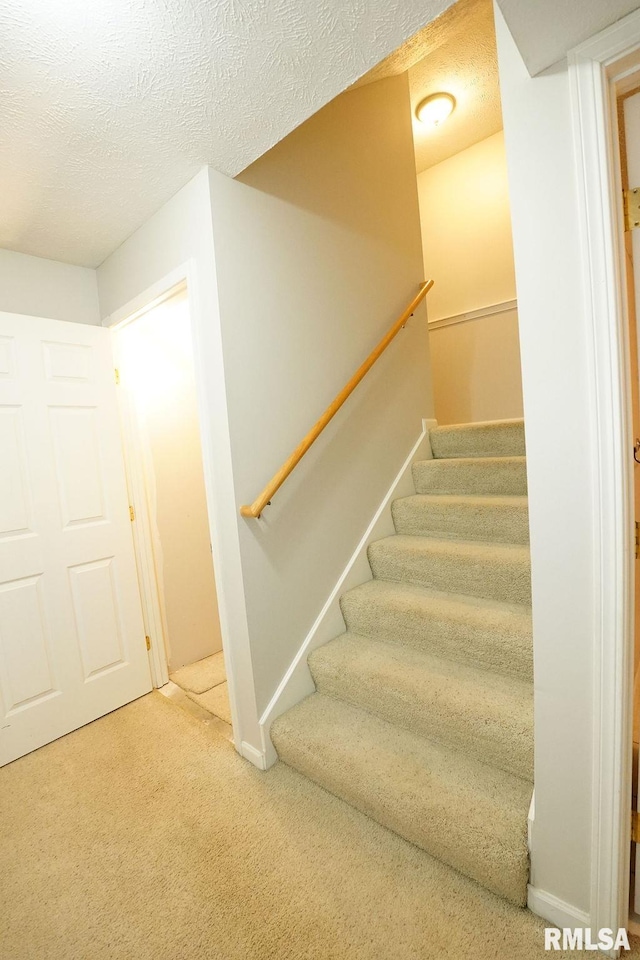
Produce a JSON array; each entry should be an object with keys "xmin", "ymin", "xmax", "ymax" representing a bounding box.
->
[{"xmin": 0, "ymin": 312, "xmax": 151, "ymax": 766}]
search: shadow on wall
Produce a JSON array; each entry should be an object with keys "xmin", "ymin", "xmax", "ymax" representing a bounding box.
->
[{"xmin": 237, "ymin": 79, "xmax": 419, "ymax": 250}]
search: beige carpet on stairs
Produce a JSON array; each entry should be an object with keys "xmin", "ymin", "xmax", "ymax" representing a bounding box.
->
[
  {"xmin": 170, "ymin": 651, "xmax": 232, "ymax": 724},
  {"xmin": 1, "ymin": 691, "xmax": 626, "ymax": 960},
  {"xmin": 272, "ymin": 418, "xmax": 534, "ymax": 906}
]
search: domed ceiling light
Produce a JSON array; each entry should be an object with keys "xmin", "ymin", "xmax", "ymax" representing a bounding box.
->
[{"xmin": 415, "ymin": 92, "xmax": 456, "ymax": 128}]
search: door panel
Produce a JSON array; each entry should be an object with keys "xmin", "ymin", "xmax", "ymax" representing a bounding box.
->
[{"xmin": 0, "ymin": 312, "xmax": 151, "ymax": 766}]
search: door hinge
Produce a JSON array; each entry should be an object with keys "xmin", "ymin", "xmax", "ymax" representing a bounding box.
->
[
  {"xmin": 114, "ymin": 368, "xmax": 120, "ymax": 385},
  {"xmin": 636, "ymin": 521, "xmax": 639, "ymax": 560},
  {"xmin": 625, "ymin": 187, "xmax": 640, "ymax": 231},
  {"xmin": 129, "ymin": 505, "xmax": 135, "ymax": 522},
  {"xmin": 145, "ymin": 635, "xmax": 151, "ymax": 651}
]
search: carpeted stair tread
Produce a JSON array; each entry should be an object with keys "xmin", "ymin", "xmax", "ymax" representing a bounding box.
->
[
  {"xmin": 413, "ymin": 457, "xmax": 527, "ymax": 496},
  {"xmin": 272, "ymin": 417, "xmax": 533, "ymax": 906},
  {"xmin": 170, "ymin": 652, "xmax": 226, "ymax": 694},
  {"xmin": 271, "ymin": 693, "xmax": 532, "ymax": 906},
  {"xmin": 392, "ymin": 494, "xmax": 529, "ymax": 544},
  {"xmin": 340, "ymin": 579, "xmax": 533, "ymax": 680},
  {"xmin": 308, "ymin": 632, "xmax": 533, "ymax": 780},
  {"xmin": 368, "ymin": 535, "xmax": 531, "ymax": 605},
  {"xmin": 430, "ymin": 419, "xmax": 525, "ymax": 459}
]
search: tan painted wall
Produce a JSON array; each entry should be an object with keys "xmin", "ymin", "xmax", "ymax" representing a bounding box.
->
[
  {"xmin": 118, "ymin": 288, "xmax": 223, "ymax": 670},
  {"xmin": 417, "ymin": 131, "xmax": 523, "ymax": 424},
  {"xmin": 429, "ymin": 308, "xmax": 523, "ymax": 423},
  {"xmin": 209, "ymin": 73, "xmax": 433, "ymax": 712}
]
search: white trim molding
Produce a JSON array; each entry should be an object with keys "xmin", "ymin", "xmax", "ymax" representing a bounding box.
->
[
  {"xmin": 568, "ymin": 9, "xmax": 640, "ymax": 943},
  {"xmin": 240, "ymin": 740, "xmax": 269, "ymax": 771},
  {"xmin": 428, "ymin": 298, "xmax": 517, "ymax": 331},
  {"xmin": 528, "ymin": 886, "xmax": 591, "ymax": 932},
  {"xmin": 527, "ymin": 791, "xmax": 535, "ymax": 852},
  {"xmin": 258, "ymin": 420, "xmax": 437, "ymax": 768}
]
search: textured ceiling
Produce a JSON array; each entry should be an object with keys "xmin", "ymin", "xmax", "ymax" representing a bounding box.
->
[
  {"xmin": 0, "ymin": 0, "xmax": 456, "ymax": 268},
  {"xmin": 496, "ymin": 0, "xmax": 640, "ymax": 76},
  {"xmin": 354, "ymin": 0, "xmax": 502, "ymax": 173},
  {"xmin": 409, "ymin": 0, "xmax": 502, "ymax": 172}
]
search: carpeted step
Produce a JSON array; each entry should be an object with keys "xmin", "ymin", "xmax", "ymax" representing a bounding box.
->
[
  {"xmin": 392, "ymin": 494, "xmax": 529, "ymax": 544},
  {"xmin": 413, "ymin": 457, "xmax": 527, "ymax": 496},
  {"xmin": 368, "ymin": 535, "xmax": 531, "ymax": 605},
  {"xmin": 308, "ymin": 633, "xmax": 534, "ymax": 780},
  {"xmin": 340, "ymin": 579, "xmax": 532, "ymax": 681},
  {"xmin": 429, "ymin": 419, "xmax": 525, "ymax": 460},
  {"xmin": 271, "ymin": 693, "xmax": 532, "ymax": 906}
]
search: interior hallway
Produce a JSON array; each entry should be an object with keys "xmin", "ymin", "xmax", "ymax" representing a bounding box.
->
[{"xmin": 1, "ymin": 693, "xmax": 631, "ymax": 960}]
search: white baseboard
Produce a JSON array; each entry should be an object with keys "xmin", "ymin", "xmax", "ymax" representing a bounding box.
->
[
  {"xmin": 258, "ymin": 419, "xmax": 437, "ymax": 769},
  {"xmin": 240, "ymin": 740, "xmax": 268, "ymax": 770},
  {"xmin": 528, "ymin": 885, "xmax": 591, "ymax": 929}
]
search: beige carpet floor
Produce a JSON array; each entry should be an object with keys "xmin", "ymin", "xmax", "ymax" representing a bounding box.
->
[{"xmin": 0, "ymin": 691, "xmax": 636, "ymax": 960}]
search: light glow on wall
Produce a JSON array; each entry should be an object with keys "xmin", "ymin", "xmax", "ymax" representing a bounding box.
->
[{"xmin": 116, "ymin": 291, "xmax": 194, "ymax": 419}]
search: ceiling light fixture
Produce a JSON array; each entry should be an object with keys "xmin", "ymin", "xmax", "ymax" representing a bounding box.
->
[{"xmin": 415, "ymin": 92, "xmax": 456, "ymax": 128}]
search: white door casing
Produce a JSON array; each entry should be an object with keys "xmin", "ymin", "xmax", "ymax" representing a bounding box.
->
[
  {"xmin": 622, "ymin": 88, "xmax": 640, "ymax": 918},
  {"xmin": 0, "ymin": 312, "xmax": 151, "ymax": 766},
  {"xmin": 568, "ymin": 8, "xmax": 640, "ymax": 942}
]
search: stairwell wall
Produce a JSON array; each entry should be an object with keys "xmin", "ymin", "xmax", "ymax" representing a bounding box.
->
[
  {"xmin": 417, "ymin": 132, "xmax": 524, "ymax": 424},
  {"xmin": 495, "ymin": 4, "xmax": 595, "ymax": 919},
  {"xmin": 208, "ymin": 72, "xmax": 434, "ymax": 716}
]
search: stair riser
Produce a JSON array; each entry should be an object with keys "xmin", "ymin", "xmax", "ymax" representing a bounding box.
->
[
  {"xmin": 310, "ymin": 659, "xmax": 534, "ymax": 781},
  {"xmin": 392, "ymin": 498, "xmax": 529, "ymax": 544},
  {"xmin": 368, "ymin": 543, "xmax": 531, "ymax": 606},
  {"xmin": 340, "ymin": 591, "xmax": 533, "ymax": 681},
  {"xmin": 413, "ymin": 459, "xmax": 527, "ymax": 496},
  {"xmin": 430, "ymin": 421, "xmax": 525, "ymax": 460},
  {"xmin": 276, "ymin": 746, "xmax": 529, "ymax": 906},
  {"xmin": 272, "ymin": 701, "xmax": 531, "ymax": 907}
]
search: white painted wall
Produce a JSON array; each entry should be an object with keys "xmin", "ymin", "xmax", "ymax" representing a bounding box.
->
[
  {"xmin": 116, "ymin": 287, "xmax": 223, "ymax": 671},
  {"xmin": 0, "ymin": 248, "xmax": 100, "ymax": 324},
  {"xmin": 208, "ymin": 73, "xmax": 433, "ymax": 715},
  {"xmin": 495, "ymin": 5, "xmax": 595, "ymax": 918},
  {"xmin": 97, "ymin": 168, "xmax": 261, "ymax": 755},
  {"xmin": 417, "ymin": 132, "xmax": 523, "ymax": 424},
  {"xmin": 496, "ymin": 0, "xmax": 640, "ymax": 76}
]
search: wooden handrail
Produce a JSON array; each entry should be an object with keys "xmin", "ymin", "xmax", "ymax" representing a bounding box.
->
[{"xmin": 240, "ymin": 280, "xmax": 434, "ymax": 518}]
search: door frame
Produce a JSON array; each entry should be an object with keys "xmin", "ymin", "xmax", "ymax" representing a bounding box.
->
[
  {"xmin": 568, "ymin": 9, "xmax": 640, "ymax": 939},
  {"xmin": 102, "ymin": 262, "xmax": 255, "ymax": 758},
  {"xmin": 110, "ymin": 281, "xmax": 187, "ymax": 690}
]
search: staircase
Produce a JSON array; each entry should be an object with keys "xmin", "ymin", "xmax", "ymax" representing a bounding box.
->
[{"xmin": 271, "ymin": 419, "xmax": 533, "ymax": 906}]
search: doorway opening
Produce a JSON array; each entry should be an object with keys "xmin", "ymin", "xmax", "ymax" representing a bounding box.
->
[{"xmin": 112, "ymin": 284, "xmax": 232, "ymax": 738}]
